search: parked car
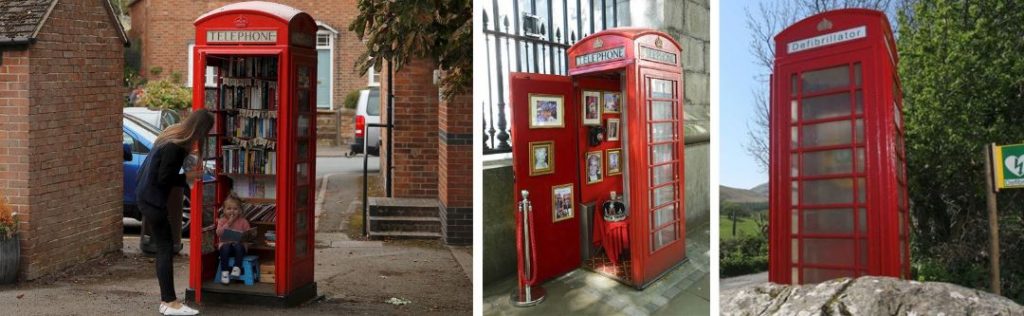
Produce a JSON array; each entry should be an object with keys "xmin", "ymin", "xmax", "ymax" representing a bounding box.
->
[
  {"xmin": 123, "ymin": 109, "xmax": 212, "ymax": 253},
  {"xmin": 350, "ymin": 87, "xmax": 381, "ymax": 155},
  {"xmin": 124, "ymin": 107, "xmax": 181, "ymax": 131}
]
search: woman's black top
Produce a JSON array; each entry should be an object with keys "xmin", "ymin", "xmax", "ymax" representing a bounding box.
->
[{"xmin": 135, "ymin": 142, "xmax": 189, "ymax": 214}]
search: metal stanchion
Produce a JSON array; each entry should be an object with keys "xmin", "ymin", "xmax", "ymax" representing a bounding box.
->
[{"xmin": 511, "ymin": 190, "xmax": 545, "ymax": 307}]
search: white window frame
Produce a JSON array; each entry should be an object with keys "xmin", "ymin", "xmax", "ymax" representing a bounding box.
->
[
  {"xmin": 316, "ymin": 23, "xmax": 337, "ymax": 109},
  {"xmin": 187, "ymin": 43, "xmax": 217, "ymax": 88},
  {"xmin": 368, "ymin": 64, "xmax": 381, "ymax": 87}
]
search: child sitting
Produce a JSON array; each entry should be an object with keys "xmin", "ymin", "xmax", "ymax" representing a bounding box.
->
[{"xmin": 216, "ymin": 192, "xmax": 251, "ymax": 285}]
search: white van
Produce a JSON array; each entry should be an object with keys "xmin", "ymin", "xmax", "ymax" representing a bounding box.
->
[{"xmin": 351, "ymin": 87, "xmax": 381, "ymax": 155}]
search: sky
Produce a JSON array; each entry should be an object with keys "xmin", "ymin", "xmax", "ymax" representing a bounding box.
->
[{"xmin": 718, "ymin": 0, "xmax": 769, "ymax": 190}]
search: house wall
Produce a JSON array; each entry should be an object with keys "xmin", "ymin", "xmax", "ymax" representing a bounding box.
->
[
  {"xmin": 18, "ymin": 0, "xmax": 125, "ymax": 280},
  {"xmin": 439, "ymin": 93, "xmax": 473, "ymax": 245},
  {"xmin": 0, "ymin": 48, "xmax": 31, "ymax": 244},
  {"xmin": 127, "ymin": 0, "xmax": 368, "ymax": 147},
  {"xmin": 385, "ymin": 59, "xmax": 440, "ymax": 199}
]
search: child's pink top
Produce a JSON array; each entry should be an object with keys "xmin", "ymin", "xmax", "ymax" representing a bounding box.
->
[{"xmin": 216, "ymin": 216, "xmax": 251, "ymax": 248}]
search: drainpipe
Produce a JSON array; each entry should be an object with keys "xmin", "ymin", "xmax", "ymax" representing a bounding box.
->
[{"xmin": 386, "ymin": 60, "xmax": 394, "ymax": 197}]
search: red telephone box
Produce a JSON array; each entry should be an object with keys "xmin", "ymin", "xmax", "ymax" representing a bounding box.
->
[
  {"xmin": 768, "ymin": 9, "xmax": 909, "ymax": 285},
  {"xmin": 186, "ymin": 2, "xmax": 318, "ymax": 306},
  {"xmin": 510, "ymin": 28, "xmax": 687, "ymax": 289}
]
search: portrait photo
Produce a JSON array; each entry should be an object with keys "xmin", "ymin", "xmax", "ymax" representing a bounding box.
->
[
  {"xmin": 586, "ymin": 151, "xmax": 603, "ymax": 184},
  {"xmin": 582, "ymin": 90, "xmax": 602, "ymax": 125},
  {"xmin": 552, "ymin": 184, "xmax": 574, "ymax": 222},
  {"xmin": 607, "ymin": 149, "xmax": 622, "ymax": 175},
  {"xmin": 603, "ymin": 92, "xmax": 621, "ymax": 113},
  {"xmin": 529, "ymin": 94, "xmax": 564, "ymax": 128},
  {"xmin": 607, "ymin": 118, "xmax": 620, "ymax": 141},
  {"xmin": 528, "ymin": 141, "xmax": 554, "ymax": 176}
]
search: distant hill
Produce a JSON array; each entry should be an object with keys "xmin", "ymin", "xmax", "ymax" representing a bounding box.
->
[
  {"xmin": 720, "ymin": 185, "xmax": 768, "ymax": 203},
  {"xmin": 750, "ymin": 182, "xmax": 769, "ymax": 197}
]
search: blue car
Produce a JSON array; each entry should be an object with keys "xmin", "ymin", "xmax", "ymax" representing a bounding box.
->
[{"xmin": 123, "ymin": 111, "xmax": 213, "ymax": 237}]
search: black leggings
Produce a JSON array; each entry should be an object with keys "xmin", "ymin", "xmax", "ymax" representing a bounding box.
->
[
  {"xmin": 219, "ymin": 242, "xmax": 246, "ymax": 270},
  {"xmin": 142, "ymin": 204, "xmax": 177, "ymax": 303}
]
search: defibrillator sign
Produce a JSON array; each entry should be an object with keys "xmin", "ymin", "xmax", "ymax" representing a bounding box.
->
[{"xmin": 994, "ymin": 143, "xmax": 1024, "ymax": 190}]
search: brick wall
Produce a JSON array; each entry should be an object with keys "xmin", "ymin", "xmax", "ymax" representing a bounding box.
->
[
  {"xmin": 17, "ymin": 0, "xmax": 126, "ymax": 280},
  {"xmin": 387, "ymin": 59, "xmax": 439, "ymax": 198},
  {"xmin": 0, "ymin": 48, "xmax": 31, "ymax": 232},
  {"xmin": 127, "ymin": 0, "xmax": 370, "ymax": 109},
  {"xmin": 438, "ymin": 92, "xmax": 472, "ymax": 245}
]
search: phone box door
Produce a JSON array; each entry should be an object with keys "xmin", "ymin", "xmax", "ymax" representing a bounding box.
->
[{"xmin": 510, "ymin": 73, "xmax": 580, "ymax": 284}]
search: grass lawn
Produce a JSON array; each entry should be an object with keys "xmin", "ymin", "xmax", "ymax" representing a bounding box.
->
[{"xmin": 719, "ymin": 215, "xmax": 762, "ymax": 240}]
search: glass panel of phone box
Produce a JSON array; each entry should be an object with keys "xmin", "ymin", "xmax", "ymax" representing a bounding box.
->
[{"xmin": 202, "ymin": 55, "xmax": 279, "ymax": 259}]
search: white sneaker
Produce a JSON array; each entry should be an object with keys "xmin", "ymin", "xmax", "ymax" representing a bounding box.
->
[
  {"xmin": 159, "ymin": 302, "xmax": 199, "ymax": 315},
  {"xmin": 231, "ymin": 267, "xmax": 241, "ymax": 277},
  {"xmin": 220, "ymin": 271, "xmax": 230, "ymax": 284}
]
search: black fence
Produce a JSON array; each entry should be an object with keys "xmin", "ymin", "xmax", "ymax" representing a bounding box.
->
[{"xmin": 481, "ymin": 0, "xmax": 623, "ymax": 155}]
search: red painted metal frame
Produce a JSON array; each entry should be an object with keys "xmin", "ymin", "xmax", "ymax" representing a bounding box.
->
[
  {"xmin": 510, "ymin": 28, "xmax": 686, "ymax": 288},
  {"xmin": 190, "ymin": 2, "xmax": 317, "ymax": 302},
  {"xmin": 769, "ymin": 9, "xmax": 907, "ymax": 284}
]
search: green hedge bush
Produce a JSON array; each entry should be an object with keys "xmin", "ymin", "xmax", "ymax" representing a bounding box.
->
[{"xmin": 720, "ymin": 233, "xmax": 768, "ymax": 278}]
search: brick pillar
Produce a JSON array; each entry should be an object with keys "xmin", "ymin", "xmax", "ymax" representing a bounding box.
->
[
  {"xmin": 386, "ymin": 59, "xmax": 439, "ymax": 198},
  {"xmin": 439, "ymin": 91, "xmax": 472, "ymax": 245}
]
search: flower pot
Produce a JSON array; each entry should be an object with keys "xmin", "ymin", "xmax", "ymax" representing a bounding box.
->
[{"xmin": 0, "ymin": 234, "xmax": 20, "ymax": 284}]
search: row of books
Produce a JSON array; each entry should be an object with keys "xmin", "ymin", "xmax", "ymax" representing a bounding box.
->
[
  {"xmin": 231, "ymin": 137, "xmax": 277, "ymax": 150},
  {"xmin": 226, "ymin": 114, "xmax": 277, "ymax": 139},
  {"xmin": 238, "ymin": 203, "xmax": 277, "ymax": 223},
  {"xmin": 218, "ymin": 79, "xmax": 278, "ymax": 111},
  {"xmin": 232, "ymin": 177, "xmax": 277, "ymax": 201},
  {"xmin": 222, "ymin": 145, "xmax": 277, "ymax": 175},
  {"xmin": 223, "ymin": 56, "xmax": 278, "ymax": 79}
]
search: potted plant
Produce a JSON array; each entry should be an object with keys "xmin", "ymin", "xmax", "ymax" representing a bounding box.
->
[{"xmin": 0, "ymin": 193, "xmax": 19, "ymax": 284}]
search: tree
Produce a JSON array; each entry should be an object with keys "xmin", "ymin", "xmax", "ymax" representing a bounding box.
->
[
  {"xmin": 742, "ymin": 1, "xmax": 907, "ymax": 171},
  {"xmin": 898, "ymin": 0, "xmax": 1024, "ymax": 301},
  {"xmin": 348, "ymin": 0, "xmax": 471, "ymax": 100}
]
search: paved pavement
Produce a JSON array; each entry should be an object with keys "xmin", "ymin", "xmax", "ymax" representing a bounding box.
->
[
  {"xmin": 720, "ymin": 271, "xmax": 768, "ymax": 291},
  {"xmin": 0, "ymin": 147, "xmax": 471, "ymax": 315},
  {"xmin": 483, "ymin": 221, "xmax": 711, "ymax": 315}
]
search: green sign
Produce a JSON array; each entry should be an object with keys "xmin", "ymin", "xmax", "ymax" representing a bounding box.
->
[{"xmin": 995, "ymin": 143, "xmax": 1024, "ymax": 190}]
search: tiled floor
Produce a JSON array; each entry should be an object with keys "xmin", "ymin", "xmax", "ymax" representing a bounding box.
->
[{"xmin": 483, "ymin": 221, "xmax": 710, "ymax": 315}]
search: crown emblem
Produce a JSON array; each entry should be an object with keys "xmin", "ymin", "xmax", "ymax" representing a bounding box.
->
[
  {"xmin": 234, "ymin": 16, "xmax": 249, "ymax": 28},
  {"xmin": 593, "ymin": 38, "xmax": 603, "ymax": 48},
  {"xmin": 817, "ymin": 18, "xmax": 833, "ymax": 31},
  {"xmin": 655, "ymin": 37, "xmax": 664, "ymax": 48}
]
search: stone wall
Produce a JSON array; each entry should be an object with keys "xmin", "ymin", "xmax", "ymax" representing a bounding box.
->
[{"xmin": 19, "ymin": 0, "xmax": 125, "ymax": 280}]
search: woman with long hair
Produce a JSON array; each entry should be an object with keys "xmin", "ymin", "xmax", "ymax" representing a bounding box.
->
[{"xmin": 136, "ymin": 109, "xmax": 214, "ymax": 315}]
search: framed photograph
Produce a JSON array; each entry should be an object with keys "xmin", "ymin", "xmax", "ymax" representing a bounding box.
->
[
  {"xmin": 552, "ymin": 183, "xmax": 574, "ymax": 222},
  {"xmin": 607, "ymin": 149, "xmax": 622, "ymax": 176},
  {"xmin": 585, "ymin": 150, "xmax": 603, "ymax": 184},
  {"xmin": 606, "ymin": 118, "xmax": 621, "ymax": 141},
  {"xmin": 529, "ymin": 94, "xmax": 565, "ymax": 128},
  {"xmin": 582, "ymin": 90, "xmax": 602, "ymax": 126},
  {"xmin": 528, "ymin": 141, "xmax": 554, "ymax": 176},
  {"xmin": 603, "ymin": 91, "xmax": 621, "ymax": 113}
]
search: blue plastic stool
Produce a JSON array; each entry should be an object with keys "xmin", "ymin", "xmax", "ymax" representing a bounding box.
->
[{"xmin": 214, "ymin": 255, "xmax": 259, "ymax": 285}]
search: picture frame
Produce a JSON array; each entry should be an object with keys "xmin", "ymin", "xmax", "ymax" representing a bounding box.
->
[
  {"xmin": 606, "ymin": 118, "xmax": 621, "ymax": 141},
  {"xmin": 585, "ymin": 150, "xmax": 604, "ymax": 184},
  {"xmin": 528, "ymin": 141, "xmax": 555, "ymax": 176},
  {"xmin": 603, "ymin": 91, "xmax": 621, "ymax": 113},
  {"xmin": 582, "ymin": 90, "xmax": 602, "ymax": 126},
  {"xmin": 607, "ymin": 149, "xmax": 622, "ymax": 176},
  {"xmin": 529, "ymin": 94, "xmax": 565, "ymax": 128},
  {"xmin": 552, "ymin": 183, "xmax": 574, "ymax": 222}
]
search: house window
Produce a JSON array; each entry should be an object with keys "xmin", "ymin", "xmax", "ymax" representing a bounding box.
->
[
  {"xmin": 186, "ymin": 43, "xmax": 217, "ymax": 87},
  {"xmin": 368, "ymin": 65, "xmax": 381, "ymax": 87},
  {"xmin": 316, "ymin": 31, "xmax": 334, "ymax": 109}
]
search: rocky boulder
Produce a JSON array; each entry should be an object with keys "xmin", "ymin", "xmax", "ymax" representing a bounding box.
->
[{"xmin": 720, "ymin": 276, "xmax": 1023, "ymax": 315}]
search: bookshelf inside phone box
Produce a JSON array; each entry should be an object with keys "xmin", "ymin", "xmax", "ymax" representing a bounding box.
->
[{"xmin": 187, "ymin": 2, "xmax": 318, "ymax": 306}]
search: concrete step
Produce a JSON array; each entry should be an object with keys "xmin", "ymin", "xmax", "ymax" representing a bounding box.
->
[
  {"xmin": 367, "ymin": 198, "xmax": 442, "ymax": 240},
  {"xmin": 367, "ymin": 231, "xmax": 443, "ymax": 238},
  {"xmin": 368, "ymin": 197, "xmax": 439, "ymax": 217}
]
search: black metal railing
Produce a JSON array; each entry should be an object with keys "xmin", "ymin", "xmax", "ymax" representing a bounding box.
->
[{"xmin": 481, "ymin": 0, "xmax": 621, "ymax": 155}]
